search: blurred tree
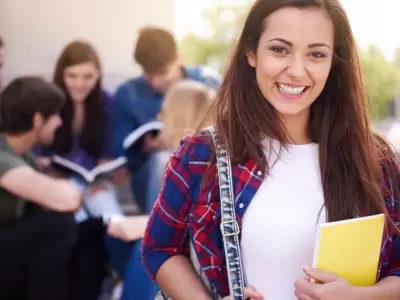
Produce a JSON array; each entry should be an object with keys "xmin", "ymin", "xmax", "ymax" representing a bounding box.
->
[
  {"xmin": 179, "ymin": 4, "xmax": 249, "ymax": 73},
  {"xmin": 360, "ymin": 45, "xmax": 399, "ymax": 120},
  {"xmin": 180, "ymin": 6, "xmax": 399, "ymax": 121}
]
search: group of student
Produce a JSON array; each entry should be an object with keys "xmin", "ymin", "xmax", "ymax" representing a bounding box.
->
[{"xmin": 0, "ymin": 26, "xmax": 220, "ymax": 300}]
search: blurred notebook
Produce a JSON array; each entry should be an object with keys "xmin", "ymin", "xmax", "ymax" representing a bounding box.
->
[{"xmin": 312, "ymin": 214, "xmax": 385, "ymax": 286}]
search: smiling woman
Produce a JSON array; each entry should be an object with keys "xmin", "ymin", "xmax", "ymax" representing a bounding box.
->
[
  {"xmin": 32, "ymin": 40, "xmax": 116, "ymax": 300},
  {"xmin": 142, "ymin": 0, "xmax": 400, "ymax": 300},
  {"xmin": 246, "ymin": 6, "xmax": 334, "ymax": 140}
]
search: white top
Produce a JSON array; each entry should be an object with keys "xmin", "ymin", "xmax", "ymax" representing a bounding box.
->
[{"xmin": 241, "ymin": 139, "xmax": 326, "ymax": 300}]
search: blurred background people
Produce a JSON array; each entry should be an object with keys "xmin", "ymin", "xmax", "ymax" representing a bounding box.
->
[
  {"xmin": 33, "ymin": 41, "xmax": 118, "ymax": 300},
  {"xmin": 0, "ymin": 77, "xmax": 80, "ymax": 300},
  {"xmin": 105, "ymin": 79, "xmax": 214, "ymax": 300},
  {"xmin": 112, "ymin": 27, "xmax": 221, "ymax": 215}
]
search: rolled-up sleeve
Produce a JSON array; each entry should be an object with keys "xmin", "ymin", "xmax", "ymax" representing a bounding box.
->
[{"xmin": 142, "ymin": 136, "xmax": 193, "ymax": 279}]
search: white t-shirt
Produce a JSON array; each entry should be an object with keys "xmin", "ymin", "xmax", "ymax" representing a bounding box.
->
[{"xmin": 241, "ymin": 139, "xmax": 326, "ymax": 300}]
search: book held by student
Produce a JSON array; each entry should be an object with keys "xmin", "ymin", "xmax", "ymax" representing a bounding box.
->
[
  {"xmin": 50, "ymin": 121, "xmax": 163, "ymax": 182},
  {"xmin": 312, "ymin": 213, "xmax": 385, "ymax": 286},
  {"xmin": 122, "ymin": 120, "xmax": 163, "ymax": 150},
  {"xmin": 51, "ymin": 155, "xmax": 127, "ymax": 183}
]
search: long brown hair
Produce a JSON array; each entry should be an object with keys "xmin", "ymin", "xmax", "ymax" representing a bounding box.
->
[
  {"xmin": 51, "ymin": 40, "xmax": 106, "ymax": 159},
  {"xmin": 203, "ymin": 0, "xmax": 390, "ymax": 222}
]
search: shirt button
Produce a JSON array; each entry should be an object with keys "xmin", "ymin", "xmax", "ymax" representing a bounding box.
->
[
  {"xmin": 257, "ymin": 170, "xmax": 262, "ymax": 176},
  {"xmin": 239, "ymin": 203, "xmax": 244, "ymax": 209}
]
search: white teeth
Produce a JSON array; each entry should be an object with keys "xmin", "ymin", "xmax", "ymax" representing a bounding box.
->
[{"xmin": 278, "ymin": 83, "xmax": 306, "ymax": 95}]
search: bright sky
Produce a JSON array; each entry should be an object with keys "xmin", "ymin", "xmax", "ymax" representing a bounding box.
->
[{"xmin": 174, "ymin": 0, "xmax": 400, "ymax": 59}]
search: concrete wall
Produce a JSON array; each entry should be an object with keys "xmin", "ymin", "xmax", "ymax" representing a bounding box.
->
[{"xmin": 0, "ymin": 0, "xmax": 175, "ymax": 91}]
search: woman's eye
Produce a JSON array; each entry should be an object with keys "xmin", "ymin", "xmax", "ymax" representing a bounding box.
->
[
  {"xmin": 270, "ymin": 46, "xmax": 288, "ymax": 54},
  {"xmin": 311, "ymin": 52, "xmax": 326, "ymax": 58}
]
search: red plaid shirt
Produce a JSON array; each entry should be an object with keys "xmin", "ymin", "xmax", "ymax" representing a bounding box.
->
[{"xmin": 142, "ymin": 133, "xmax": 400, "ymax": 297}]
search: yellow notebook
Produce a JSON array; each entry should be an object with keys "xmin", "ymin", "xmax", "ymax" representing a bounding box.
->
[{"xmin": 312, "ymin": 214, "xmax": 385, "ymax": 286}]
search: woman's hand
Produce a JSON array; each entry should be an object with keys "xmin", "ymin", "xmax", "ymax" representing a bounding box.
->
[
  {"xmin": 221, "ymin": 286, "xmax": 264, "ymax": 300},
  {"xmin": 294, "ymin": 266, "xmax": 357, "ymax": 300}
]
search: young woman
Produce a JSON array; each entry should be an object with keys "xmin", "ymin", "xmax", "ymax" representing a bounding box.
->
[
  {"xmin": 105, "ymin": 79, "xmax": 215, "ymax": 300},
  {"xmin": 142, "ymin": 0, "xmax": 400, "ymax": 299},
  {"xmin": 34, "ymin": 40, "xmax": 115, "ymax": 300}
]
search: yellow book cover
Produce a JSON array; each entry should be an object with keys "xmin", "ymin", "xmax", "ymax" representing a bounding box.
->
[{"xmin": 312, "ymin": 214, "xmax": 385, "ymax": 286}]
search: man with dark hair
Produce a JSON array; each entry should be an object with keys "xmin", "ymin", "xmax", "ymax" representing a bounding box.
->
[
  {"xmin": 113, "ymin": 26, "xmax": 221, "ymax": 213},
  {"xmin": 0, "ymin": 34, "xmax": 4, "ymax": 89},
  {"xmin": 0, "ymin": 76, "xmax": 81, "ymax": 299}
]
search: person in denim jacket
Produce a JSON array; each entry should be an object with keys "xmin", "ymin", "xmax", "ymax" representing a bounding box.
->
[
  {"xmin": 112, "ymin": 27, "xmax": 221, "ymax": 215},
  {"xmin": 142, "ymin": 0, "xmax": 400, "ymax": 299}
]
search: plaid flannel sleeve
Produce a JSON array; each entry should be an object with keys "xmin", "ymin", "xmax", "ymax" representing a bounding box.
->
[
  {"xmin": 386, "ymin": 158, "xmax": 400, "ymax": 277},
  {"xmin": 142, "ymin": 136, "xmax": 194, "ymax": 280}
]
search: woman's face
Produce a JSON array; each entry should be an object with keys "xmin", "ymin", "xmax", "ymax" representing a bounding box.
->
[
  {"xmin": 63, "ymin": 61, "xmax": 100, "ymax": 103},
  {"xmin": 247, "ymin": 6, "xmax": 334, "ymax": 123}
]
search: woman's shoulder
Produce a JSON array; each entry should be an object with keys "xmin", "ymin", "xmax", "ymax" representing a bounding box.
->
[
  {"xmin": 164, "ymin": 130, "xmax": 215, "ymax": 198},
  {"xmin": 173, "ymin": 129, "xmax": 214, "ymax": 165}
]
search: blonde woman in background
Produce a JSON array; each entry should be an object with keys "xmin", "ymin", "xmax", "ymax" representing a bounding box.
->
[
  {"xmin": 159, "ymin": 79, "xmax": 215, "ymax": 150},
  {"xmin": 105, "ymin": 79, "xmax": 215, "ymax": 300}
]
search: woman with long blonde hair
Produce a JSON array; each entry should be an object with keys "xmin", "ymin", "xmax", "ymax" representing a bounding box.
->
[{"xmin": 160, "ymin": 79, "xmax": 215, "ymax": 149}]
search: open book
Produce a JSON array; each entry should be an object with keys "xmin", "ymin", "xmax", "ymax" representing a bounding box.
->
[
  {"xmin": 312, "ymin": 214, "xmax": 385, "ymax": 286},
  {"xmin": 51, "ymin": 155, "xmax": 127, "ymax": 183},
  {"xmin": 122, "ymin": 120, "xmax": 163, "ymax": 150}
]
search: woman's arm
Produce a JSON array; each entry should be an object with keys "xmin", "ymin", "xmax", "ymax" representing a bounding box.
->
[
  {"xmin": 156, "ymin": 256, "xmax": 212, "ymax": 300},
  {"xmin": 356, "ymin": 276, "xmax": 400, "ymax": 300},
  {"xmin": 142, "ymin": 137, "xmax": 212, "ymax": 300}
]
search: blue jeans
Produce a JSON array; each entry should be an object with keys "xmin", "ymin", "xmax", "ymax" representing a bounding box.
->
[
  {"xmin": 130, "ymin": 150, "xmax": 171, "ymax": 214},
  {"xmin": 104, "ymin": 236, "xmax": 159, "ymax": 300}
]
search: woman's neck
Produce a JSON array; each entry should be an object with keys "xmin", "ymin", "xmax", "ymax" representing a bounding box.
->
[{"xmin": 279, "ymin": 111, "xmax": 311, "ymax": 145}]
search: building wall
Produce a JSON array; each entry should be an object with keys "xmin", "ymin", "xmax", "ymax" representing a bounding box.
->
[{"xmin": 0, "ymin": 0, "xmax": 175, "ymax": 91}]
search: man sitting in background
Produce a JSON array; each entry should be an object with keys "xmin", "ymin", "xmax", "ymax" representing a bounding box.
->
[
  {"xmin": 0, "ymin": 76, "xmax": 81, "ymax": 300},
  {"xmin": 113, "ymin": 26, "xmax": 221, "ymax": 213}
]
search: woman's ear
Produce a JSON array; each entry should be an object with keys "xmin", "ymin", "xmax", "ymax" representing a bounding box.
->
[{"xmin": 247, "ymin": 51, "xmax": 256, "ymax": 68}]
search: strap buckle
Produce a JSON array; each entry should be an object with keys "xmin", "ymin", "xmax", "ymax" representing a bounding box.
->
[{"xmin": 220, "ymin": 220, "xmax": 240, "ymax": 237}]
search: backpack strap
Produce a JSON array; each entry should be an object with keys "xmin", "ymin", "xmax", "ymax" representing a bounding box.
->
[{"xmin": 208, "ymin": 127, "xmax": 246, "ymax": 300}]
